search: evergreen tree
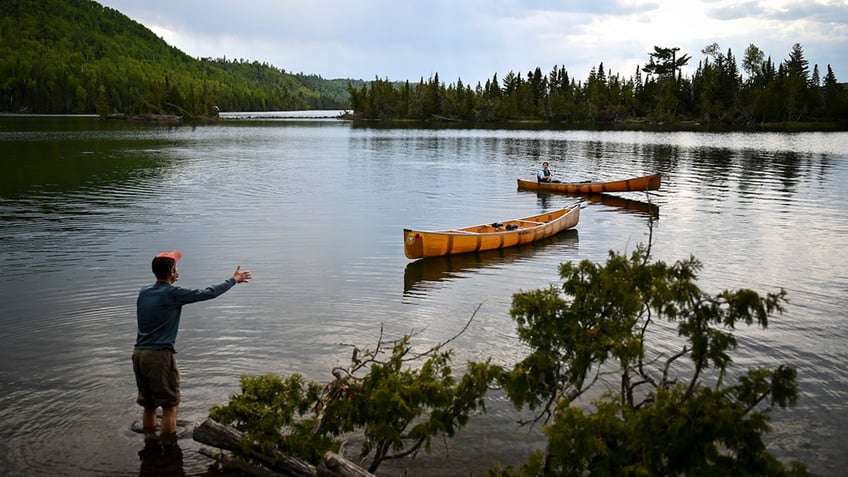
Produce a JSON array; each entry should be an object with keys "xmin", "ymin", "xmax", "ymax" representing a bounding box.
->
[
  {"xmin": 782, "ymin": 43, "xmax": 810, "ymax": 120},
  {"xmin": 498, "ymin": 248, "xmax": 806, "ymax": 476},
  {"xmin": 823, "ymin": 65, "xmax": 848, "ymax": 118}
]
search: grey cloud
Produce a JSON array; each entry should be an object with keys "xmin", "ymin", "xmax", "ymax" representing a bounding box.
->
[
  {"xmin": 706, "ymin": 1, "xmax": 763, "ymax": 21},
  {"xmin": 98, "ymin": 0, "xmax": 848, "ymax": 85},
  {"xmin": 771, "ymin": 2, "xmax": 848, "ymax": 23}
]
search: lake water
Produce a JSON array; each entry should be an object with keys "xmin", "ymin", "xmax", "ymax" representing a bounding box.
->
[{"xmin": 1, "ymin": 115, "xmax": 846, "ymax": 476}]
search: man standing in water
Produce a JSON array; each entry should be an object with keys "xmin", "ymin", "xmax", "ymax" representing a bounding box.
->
[{"xmin": 133, "ymin": 250, "xmax": 252, "ymax": 443}]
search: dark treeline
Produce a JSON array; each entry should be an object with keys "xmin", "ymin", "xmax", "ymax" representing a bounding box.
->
[
  {"xmin": 349, "ymin": 44, "xmax": 848, "ymax": 128},
  {"xmin": 2, "ymin": 0, "xmax": 847, "ymax": 128},
  {"xmin": 0, "ymin": 0, "xmax": 353, "ymax": 117}
]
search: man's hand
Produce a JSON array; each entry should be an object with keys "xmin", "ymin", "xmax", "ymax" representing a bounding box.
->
[{"xmin": 233, "ymin": 265, "xmax": 252, "ymax": 283}]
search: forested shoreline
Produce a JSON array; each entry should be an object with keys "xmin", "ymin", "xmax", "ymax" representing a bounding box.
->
[
  {"xmin": 1, "ymin": 0, "xmax": 847, "ymax": 130},
  {"xmin": 349, "ymin": 44, "xmax": 848, "ymax": 129}
]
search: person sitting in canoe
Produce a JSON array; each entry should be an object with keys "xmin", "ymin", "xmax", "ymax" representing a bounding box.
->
[{"xmin": 538, "ymin": 162, "xmax": 559, "ymax": 183}]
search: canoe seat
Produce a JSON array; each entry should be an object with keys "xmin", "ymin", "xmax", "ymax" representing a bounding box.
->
[{"xmin": 517, "ymin": 219, "xmax": 545, "ymax": 225}]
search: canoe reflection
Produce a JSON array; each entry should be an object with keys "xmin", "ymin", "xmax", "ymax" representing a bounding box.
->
[
  {"xmin": 403, "ymin": 229, "xmax": 579, "ymax": 294},
  {"xmin": 535, "ymin": 191, "xmax": 659, "ymax": 218}
]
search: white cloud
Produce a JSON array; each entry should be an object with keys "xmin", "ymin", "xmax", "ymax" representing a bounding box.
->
[{"xmin": 99, "ymin": 0, "xmax": 848, "ymax": 84}]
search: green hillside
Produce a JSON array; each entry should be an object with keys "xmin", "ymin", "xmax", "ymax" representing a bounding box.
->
[
  {"xmin": 0, "ymin": 0, "xmax": 357, "ymax": 116},
  {"xmin": 2, "ymin": 0, "xmax": 844, "ymax": 127}
]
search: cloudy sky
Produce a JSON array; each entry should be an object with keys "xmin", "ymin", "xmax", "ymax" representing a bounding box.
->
[{"xmin": 97, "ymin": 0, "xmax": 848, "ymax": 86}]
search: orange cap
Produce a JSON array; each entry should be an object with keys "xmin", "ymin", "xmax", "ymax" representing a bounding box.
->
[{"xmin": 155, "ymin": 250, "xmax": 182, "ymax": 261}]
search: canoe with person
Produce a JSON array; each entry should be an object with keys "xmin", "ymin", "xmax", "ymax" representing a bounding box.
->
[
  {"xmin": 518, "ymin": 172, "xmax": 662, "ymax": 194},
  {"xmin": 403, "ymin": 205, "xmax": 580, "ymax": 259}
]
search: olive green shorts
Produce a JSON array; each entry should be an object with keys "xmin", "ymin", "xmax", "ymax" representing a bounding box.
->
[{"xmin": 132, "ymin": 349, "xmax": 180, "ymax": 409}]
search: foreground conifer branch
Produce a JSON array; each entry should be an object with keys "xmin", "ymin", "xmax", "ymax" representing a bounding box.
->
[{"xmin": 496, "ymin": 246, "xmax": 806, "ymax": 476}]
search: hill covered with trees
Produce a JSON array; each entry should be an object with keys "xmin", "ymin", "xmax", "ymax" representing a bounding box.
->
[
  {"xmin": 1, "ymin": 0, "xmax": 846, "ymax": 129},
  {"xmin": 0, "ymin": 0, "xmax": 357, "ymax": 117}
]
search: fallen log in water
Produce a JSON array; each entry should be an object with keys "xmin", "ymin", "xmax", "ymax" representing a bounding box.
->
[
  {"xmin": 199, "ymin": 447, "xmax": 287, "ymax": 477},
  {"xmin": 193, "ymin": 418, "xmax": 315, "ymax": 477},
  {"xmin": 317, "ymin": 452, "xmax": 375, "ymax": 477},
  {"xmin": 193, "ymin": 418, "xmax": 375, "ymax": 477}
]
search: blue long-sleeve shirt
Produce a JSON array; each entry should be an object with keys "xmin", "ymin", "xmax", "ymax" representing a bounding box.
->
[{"xmin": 135, "ymin": 278, "xmax": 236, "ymax": 351}]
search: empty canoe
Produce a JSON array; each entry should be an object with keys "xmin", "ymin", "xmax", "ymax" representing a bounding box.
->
[
  {"xmin": 517, "ymin": 173, "xmax": 661, "ymax": 194},
  {"xmin": 403, "ymin": 205, "xmax": 580, "ymax": 259},
  {"xmin": 404, "ymin": 229, "xmax": 579, "ymax": 294}
]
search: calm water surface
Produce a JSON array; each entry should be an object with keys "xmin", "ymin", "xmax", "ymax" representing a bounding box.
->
[{"xmin": 1, "ymin": 116, "xmax": 846, "ymax": 476}]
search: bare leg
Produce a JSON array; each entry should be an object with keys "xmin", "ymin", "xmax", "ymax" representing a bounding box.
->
[
  {"xmin": 142, "ymin": 407, "xmax": 158, "ymax": 429},
  {"xmin": 142, "ymin": 407, "xmax": 159, "ymax": 440},
  {"xmin": 160, "ymin": 405, "xmax": 179, "ymax": 438}
]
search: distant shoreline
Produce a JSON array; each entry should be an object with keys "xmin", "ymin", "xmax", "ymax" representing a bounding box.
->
[
  {"xmin": 0, "ymin": 111, "xmax": 351, "ymax": 122},
  {"xmin": 0, "ymin": 113, "xmax": 100, "ymax": 118},
  {"xmin": 220, "ymin": 110, "xmax": 350, "ymax": 120},
  {"xmin": 2, "ymin": 112, "xmax": 845, "ymax": 131}
]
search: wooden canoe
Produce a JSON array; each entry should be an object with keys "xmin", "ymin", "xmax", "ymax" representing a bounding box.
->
[
  {"xmin": 517, "ymin": 173, "xmax": 661, "ymax": 194},
  {"xmin": 404, "ymin": 230, "xmax": 579, "ymax": 294},
  {"xmin": 403, "ymin": 205, "xmax": 580, "ymax": 259}
]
